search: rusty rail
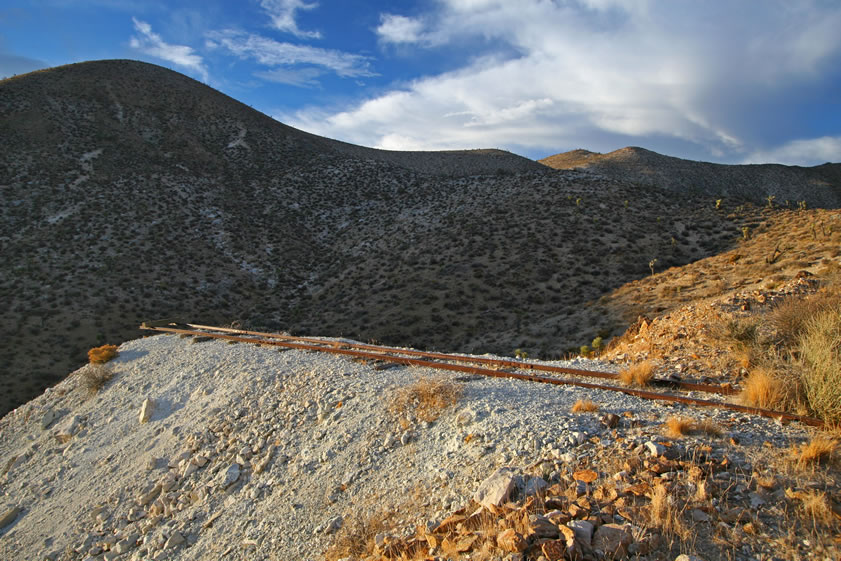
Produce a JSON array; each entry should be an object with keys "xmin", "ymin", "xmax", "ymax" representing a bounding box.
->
[
  {"xmin": 180, "ymin": 322, "xmax": 736, "ymax": 396},
  {"xmin": 139, "ymin": 321, "xmax": 824, "ymax": 428}
]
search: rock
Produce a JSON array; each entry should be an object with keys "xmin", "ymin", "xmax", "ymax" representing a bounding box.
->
[
  {"xmin": 749, "ymin": 492, "xmax": 767, "ymax": 508},
  {"xmin": 592, "ymin": 523, "xmax": 633, "ymax": 558},
  {"xmin": 644, "ymin": 441, "xmax": 665, "ymax": 457},
  {"xmin": 524, "ymin": 476, "xmax": 548, "ymax": 497},
  {"xmin": 41, "ymin": 409, "xmax": 58, "ymax": 430},
  {"xmin": 139, "ymin": 399, "xmax": 153, "ymax": 424},
  {"xmin": 164, "ymin": 531, "xmax": 185, "ymax": 549},
  {"xmin": 323, "ymin": 516, "xmax": 343, "ymax": 535},
  {"xmin": 113, "ymin": 533, "xmax": 139, "ymax": 554},
  {"xmin": 400, "ymin": 431, "xmax": 412, "ymax": 446},
  {"xmin": 0, "ymin": 506, "xmax": 21, "ymax": 528},
  {"xmin": 220, "ymin": 463, "xmax": 241, "ymax": 488},
  {"xmin": 601, "ymin": 413, "xmax": 619, "ymax": 428},
  {"xmin": 137, "ymin": 483, "xmax": 162, "ymax": 506},
  {"xmin": 674, "ymin": 556, "xmax": 705, "ymax": 561},
  {"xmin": 473, "ymin": 467, "xmax": 518, "ymax": 508},
  {"xmin": 690, "ymin": 509, "xmax": 711, "ymax": 523},
  {"xmin": 568, "ymin": 520, "xmax": 594, "ymax": 545},
  {"xmin": 496, "ymin": 528, "xmax": 527, "ymax": 553},
  {"xmin": 55, "ymin": 415, "xmax": 81, "ymax": 443}
]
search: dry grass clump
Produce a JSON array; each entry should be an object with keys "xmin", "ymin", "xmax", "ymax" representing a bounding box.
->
[
  {"xmin": 663, "ymin": 416, "xmax": 694, "ymax": 439},
  {"xmin": 647, "ymin": 483, "xmax": 689, "ymax": 540},
  {"xmin": 799, "ymin": 490, "xmax": 834, "ymax": 526},
  {"xmin": 571, "ymin": 399, "xmax": 599, "ymax": 413},
  {"xmin": 388, "ymin": 375, "xmax": 462, "ymax": 423},
  {"xmin": 618, "ymin": 360, "xmax": 655, "ymax": 387},
  {"xmin": 80, "ymin": 364, "xmax": 113, "ymax": 395},
  {"xmin": 797, "ymin": 307, "xmax": 841, "ymax": 424},
  {"xmin": 323, "ymin": 511, "xmax": 390, "ymax": 561},
  {"xmin": 791, "ymin": 436, "xmax": 837, "ymax": 468},
  {"xmin": 739, "ymin": 367, "xmax": 791, "ymax": 410},
  {"xmin": 88, "ymin": 344, "xmax": 118, "ymax": 364}
]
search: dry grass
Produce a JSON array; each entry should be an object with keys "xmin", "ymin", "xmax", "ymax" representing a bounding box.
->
[
  {"xmin": 739, "ymin": 367, "xmax": 791, "ymax": 410},
  {"xmin": 647, "ymin": 483, "xmax": 689, "ymax": 540},
  {"xmin": 797, "ymin": 307, "xmax": 841, "ymax": 424},
  {"xmin": 791, "ymin": 436, "xmax": 837, "ymax": 468},
  {"xmin": 664, "ymin": 416, "xmax": 694, "ymax": 439},
  {"xmin": 80, "ymin": 364, "xmax": 114, "ymax": 395},
  {"xmin": 388, "ymin": 375, "xmax": 462, "ymax": 423},
  {"xmin": 323, "ymin": 510, "xmax": 391, "ymax": 561},
  {"xmin": 799, "ymin": 490, "xmax": 834, "ymax": 526},
  {"xmin": 618, "ymin": 360, "xmax": 655, "ymax": 387},
  {"xmin": 88, "ymin": 344, "xmax": 119, "ymax": 364},
  {"xmin": 571, "ymin": 399, "xmax": 599, "ymax": 413}
]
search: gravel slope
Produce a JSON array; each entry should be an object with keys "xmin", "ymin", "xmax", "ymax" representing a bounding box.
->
[{"xmin": 0, "ymin": 334, "xmax": 812, "ymax": 560}]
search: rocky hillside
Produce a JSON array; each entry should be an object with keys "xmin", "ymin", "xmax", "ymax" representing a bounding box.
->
[
  {"xmin": 0, "ymin": 59, "xmax": 835, "ymax": 417},
  {"xmin": 540, "ymin": 147, "xmax": 841, "ymax": 207}
]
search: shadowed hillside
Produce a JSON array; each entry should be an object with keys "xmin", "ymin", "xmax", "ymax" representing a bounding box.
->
[
  {"xmin": 540, "ymin": 146, "xmax": 841, "ymax": 207},
  {"xmin": 0, "ymin": 59, "xmax": 825, "ymax": 415}
]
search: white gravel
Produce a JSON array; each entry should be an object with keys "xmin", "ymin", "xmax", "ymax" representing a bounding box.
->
[{"xmin": 0, "ymin": 334, "xmax": 810, "ymax": 560}]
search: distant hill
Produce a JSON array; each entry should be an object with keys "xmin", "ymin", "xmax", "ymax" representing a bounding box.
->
[
  {"xmin": 0, "ymin": 60, "xmax": 774, "ymax": 415},
  {"xmin": 540, "ymin": 146, "xmax": 841, "ymax": 208}
]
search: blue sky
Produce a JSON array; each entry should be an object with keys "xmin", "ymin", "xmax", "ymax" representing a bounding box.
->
[{"xmin": 1, "ymin": 0, "xmax": 840, "ymax": 165}]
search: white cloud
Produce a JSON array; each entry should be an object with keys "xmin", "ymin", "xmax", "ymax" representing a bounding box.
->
[
  {"xmin": 207, "ymin": 29, "xmax": 375, "ymax": 78},
  {"xmin": 256, "ymin": 67, "xmax": 323, "ymax": 87},
  {"xmin": 259, "ymin": 0, "xmax": 321, "ymax": 39},
  {"xmin": 744, "ymin": 136, "xmax": 841, "ymax": 166},
  {"xmin": 376, "ymin": 14, "xmax": 428, "ymax": 45},
  {"xmin": 286, "ymin": 1, "xmax": 841, "ymax": 164},
  {"xmin": 130, "ymin": 18, "xmax": 208, "ymax": 82}
]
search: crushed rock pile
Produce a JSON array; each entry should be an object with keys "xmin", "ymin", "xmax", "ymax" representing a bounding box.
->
[{"xmin": 0, "ymin": 334, "xmax": 825, "ymax": 561}]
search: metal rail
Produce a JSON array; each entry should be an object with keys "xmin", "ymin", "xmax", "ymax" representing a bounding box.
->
[
  {"xmin": 139, "ymin": 321, "xmax": 824, "ymax": 428},
  {"xmin": 180, "ymin": 322, "xmax": 736, "ymax": 396}
]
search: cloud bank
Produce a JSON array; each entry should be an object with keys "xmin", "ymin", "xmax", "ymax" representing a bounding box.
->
[
  {"xmin": 285, "ymin": 0, "xmax": 841, "ymax": 163},
  {"xmin": 130, "ymin": 18, "xmax": 208, "ymax": 82}
]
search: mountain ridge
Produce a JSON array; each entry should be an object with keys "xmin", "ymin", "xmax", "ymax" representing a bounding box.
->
[{"xmin": 540, "ymin": 146, "xmax": 841, "ymax": 207}]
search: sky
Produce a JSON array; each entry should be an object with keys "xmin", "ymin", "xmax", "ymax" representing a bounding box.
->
[{"xmin": 1, "ymin": 0, "xmax": 840, "ymax": 166}]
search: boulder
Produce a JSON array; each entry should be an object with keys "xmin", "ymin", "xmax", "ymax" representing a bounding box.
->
[
  {"xmin": 473, "ymin": 467, "xmax": 518, "ymax": 508},
  {"xmin": 592, "ymin": 523, "xmax": 633, "ymax": 558}
]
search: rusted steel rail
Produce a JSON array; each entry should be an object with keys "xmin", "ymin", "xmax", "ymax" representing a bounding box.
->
[
  {"xmin": 140, "ymin": 322, "xmax": 824, "ymax": 428},
  {"xmin": 180, "ymin": 322, "xmax": 736, "ymax": 396}
]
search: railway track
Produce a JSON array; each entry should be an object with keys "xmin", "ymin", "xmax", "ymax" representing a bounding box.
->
[{"xmin": 139, "ymin": 320, "xmax": 825, "ymax": 428}]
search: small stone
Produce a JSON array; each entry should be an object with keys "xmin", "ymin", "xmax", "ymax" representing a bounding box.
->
[
  {"xmin": 749, "ymin": 493, "xmax": 766, "ymax": 508},
  {"xmin": 644, "ymin": 441, "xmax": 666, "ymax": 457},
  {"xmin": 164, "ymin": 531, "xmax": 185, "ymax": 549},
  {"xmin": 524, "ymin": 476, "xmax": 548, "ymax": 497},
  {"xmin": 691, "ymin": 509, "xmax": 711, "ymax": 523},
  {"xmin": 600, "ymin": 413, "xmax": 619, "ymax": 428},
  {"xmin": 400, "ymin": 431, "xmax": 411, "ymax": 446},
  {"xmin": 139, "ymin": 399, "xmax": 154, "ymax": 424},
  {"xmin": 0, "ymin": 506, "xmax": 22, "ymax": 529},
  {"xmin": 323, "ymin": 516, "xmax": 343, "ymax": 535},
  {"xmin": 220, "ymin": 463, "xmax": 241, "ymax": 488},
  {"xmin": 592, "ymin": 523, "xmax": 633, "ymax": 558},
  {"xmin": 568, "ymin": 520, "xmax": 594, "ymax": 545},
  {"xmin": 674, "ymin": 555, "xmax": 705, "ymax": 561},
  {"xmin": 55, "ymin": 415, "xmax": 81, "ymax": 443},
  {"xmin": 41, "ymin": 409, "xmax": 58, "ymax": 430},
  {"xmin": 473, "ymin": 467, "xmax": 518, "ymax": 508}
]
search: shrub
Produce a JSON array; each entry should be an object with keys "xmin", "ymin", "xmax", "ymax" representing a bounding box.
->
[
  {"xmin": 664, "ymin": 416, "xmax": 694, "ymax": 439},
  {"xmin": 388, "ymin": 376, "xmax": 462, "ymax": 423},
  {"xmin": 791, "ymin": 436, "xmax": 837, "ymax": 468},
  {"xmin": 798, "ymin": 307, "xmax": 841, "ymax": 424},
  {"xmin": 88, "ymin": 344, "xmax": 118, "ymax": 364},
  {"xmin": 80, "ymin": 364, "xmax": 113, "ymax": 395},
  {"xmin": 618, "ymin": 360, "xmax": 655, "ymax": 387},
  {"xmin": 571, "ymin": 399, "xmax": 599, "ymax": 413},
  {"xmin": 739, "ymin": 367, "xmax": 793, "ymax": 410}
]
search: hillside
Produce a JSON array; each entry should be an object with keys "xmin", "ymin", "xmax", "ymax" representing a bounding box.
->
[
  {"xmin": 0, "ymin": 59, "xmax": 835, "ymax": 417},
  {"xmin": 540, "ymin": 147, "xmax": 841, "ymax": 207}
]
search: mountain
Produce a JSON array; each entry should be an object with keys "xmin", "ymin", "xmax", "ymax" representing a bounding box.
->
[
  {"xmin": 0, "ymin": 59, "xmax": 819, "ymax": 416},
  {"xmin": 540, "ymin": 146, "xmax": 841, "ymax": 207}
]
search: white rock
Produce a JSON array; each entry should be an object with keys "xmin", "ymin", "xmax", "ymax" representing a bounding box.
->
[
  {"xmin": 139, "ymin": 399, "xmax": 154, "ymax": 424},
  {"xmin": 644, "ymin": 441, "xmax": 666, "ymax": 457},
  {"xmin": 400, "ymin": 431, "xmax": 412, "ymax": 446},
  {"xmin": 473, "ymin": 467, "xmax": 518, "ymax": 508},
  {"xmin": 164, "ymin": 531, "xmax": 185, "ymax": 549},
  {"xmin": 41, "ymin": 409, "xmax": 58, "ymax": 430}
]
